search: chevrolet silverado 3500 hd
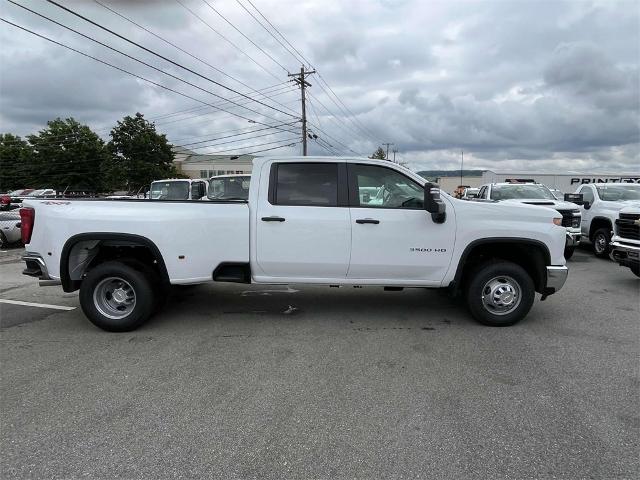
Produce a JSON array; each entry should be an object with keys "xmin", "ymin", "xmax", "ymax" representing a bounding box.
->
[{"xmin": 20, "ymin": 157, "xmax": 569, "ymax": 331}]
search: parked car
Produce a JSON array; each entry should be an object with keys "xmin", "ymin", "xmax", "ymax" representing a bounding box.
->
[
  {"xmin": 610, "ymin": 206, "xmax": 640, "ymax": 277},
  {"xmin": 149, "ymin": 178, "xmax": 208, "ymax": 200},
  {"xmin": 1, "ymin": 189, "xmax": 34, "ymax": 211},
  {"xmin": 474, "ymin": 182, "xmax": 581, "ymax": 259},
  {"xmin": 25, "ymin": 188, "xmax": 56, "ymax": 198},
  {"xmin": 461, "ymin": 187, "xmax": 480, "ymax": 200},
  {"xmin": 0, "ymin": 211, "xmax": 22, "ymax": 248},
  {"xmin": 208, "ymin": 174, "xmax": 251, "ymax": 201},
  {"xmin": 572, "ymin": 183, "xmax": 640, "ymax": 257},
  {"xmin": 21, "ymin": 156, "xmax": 568, "ymax": 332}
]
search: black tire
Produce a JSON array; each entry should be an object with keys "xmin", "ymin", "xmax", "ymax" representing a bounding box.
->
[
  {"xmin": 0, "ymin": 231, "xmax": 7, "ymax": 249},
  {"xmin": 120, "ymin": 258, "xmax": 168, "ymax": 312},
  {"xmin": 465, "ymin": 261, "xmax": 535, "ymax": 327},
  {"xmin": 564, "ymin": 245, "xmax": 575, "ymax": 260},
  {"xmin": 631, "ymin": 265, "xmax": 640, "ymax": 278},
  {"xmin": 79, "ymin": 261, "xmax": 156, "ymax": 332},
  {"xmin": 592, "ymin": 228, "xmax": 611, "ymax": 258}
]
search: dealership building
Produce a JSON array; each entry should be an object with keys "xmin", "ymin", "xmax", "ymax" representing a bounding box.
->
[{"xmin": 173, "ymin": 147, "xmax": 255, "ymax": 179}]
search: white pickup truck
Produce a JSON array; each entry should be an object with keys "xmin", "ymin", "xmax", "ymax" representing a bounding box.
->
[
  {"xmin": 20, "ymin": 157, "xmax": 568, "ymax": 331},
  {"xmin": 572, "ymin": 183, "xmax": 640, "ymax": 257},
  {"xmin": 474, "ymin": 182, "xmax": 582, "ymax": 258},
  {"xmin": 610, "ymin": 206, "xmax": 640, "ymax": 277}
]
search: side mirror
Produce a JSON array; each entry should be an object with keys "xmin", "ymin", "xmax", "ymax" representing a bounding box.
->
[
  {"xmin": 424, "ymin": 182, "xmax": 446, "ymax": 224},
  {"xmin": 583, "ymin": 201, "xmax": 591, "ymax": 210},
  {"xmin": 564, "ymin": 193, "xmax": 584, "ymax": 205}
]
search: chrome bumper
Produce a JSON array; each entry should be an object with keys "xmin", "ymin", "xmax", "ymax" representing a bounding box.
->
[
  {"xmin": 565, "ymin": 231, "xmax": 581, "ymax": 247},
  {"xmin": 542, "ymin": 265, "xmax": 569, "ymax": 299},
  {"xmin": 610, "ymin": 238, "xmax": 640, "ymax": 268}
]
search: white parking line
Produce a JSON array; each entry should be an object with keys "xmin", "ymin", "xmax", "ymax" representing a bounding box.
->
[{"xmin": 0, "ymin": 299, "xmax": 76, "ymax": 311}]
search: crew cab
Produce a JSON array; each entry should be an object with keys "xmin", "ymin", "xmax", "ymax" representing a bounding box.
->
[
  {"xmin": 149, "ymin": 178, "xmax": 208, "ymax": 200},
  {"xmin": 20, "ymin": 157, "xmax": 569, "ymax": 332},
  {"xmin": 474, "ymin": 182, "xmax": 581, "ymax": 258},
  {"xmin": 572, "ymin": 183, "xmax": 640, "ymax": 257},
  {"xmin": 610, "ymin": 206, "xmax": 640, "ymax": 277}
]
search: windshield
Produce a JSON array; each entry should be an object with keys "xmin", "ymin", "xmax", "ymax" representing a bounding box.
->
[
  {"xmin": 596, "ymin": 184, "xmax": 640, "ymax": 201},
  {"xmin": 150, "ymin": 181, "xmax": 190, "ymax": 200},
  {"xmin": 490, "ymin": 184, "xmax": 556, "ymax": 200},
  {"xmin": 208, "ymin": 176, "xmax": 251, "ymax": 200}
]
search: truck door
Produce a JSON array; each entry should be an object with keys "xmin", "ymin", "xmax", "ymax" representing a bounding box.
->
[
  {"xmin": 255, "ymin": 161, "xmax": 351, "ymax": 279},
  {"xmin": 346, "ymin": 164, "xmax": 456, "ymax": 283},
  {"xmin": 577, "ymin": 185, "xmax": 595, "ymax": 236}
]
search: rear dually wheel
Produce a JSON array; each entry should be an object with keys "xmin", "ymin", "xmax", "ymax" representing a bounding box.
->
[{"xmin": 79, "ymin": 261, "xmax": 156, "ymax": 332}]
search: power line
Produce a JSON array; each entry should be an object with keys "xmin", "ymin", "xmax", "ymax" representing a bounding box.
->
[
  {"xmin": 92, "ymin": 0, "xmax": 299, "ymax": 117},
  {"xmin": 234, "ymin": 0, "xmax": 301, "ymax": 66},
  {"xmin": 243, "ymin": 0, "xmax": 313, "ymax": 67},
  {"xmin": 43, "ymin": 0, "xmax": 296, "ymax": 118},
  {"xmin": 200, "ymin": 0, "xmax": 289, "ymax": 73},
  {"xmin": 174, "ymin": 0, "xmax": 281, "ymax": 82},
  {"xmin": 0, "ymin": 17, "xmax": 289, "ymax": 131}
]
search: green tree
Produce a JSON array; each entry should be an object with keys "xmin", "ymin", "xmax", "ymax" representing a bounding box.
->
[
  {"xmin": 369, "ymin": 147, "xmax": 386, "ymax": 160},
  {"xmin": 105, "ymin": 113, "xmax": 178, "ymax": 191},
  {"xmin": 0, "ymin": 133, "xmax": 33, "ymax": 191},
  {"xmin": 27, "ymin": 118, "xmax": 107, "ymax": 192}
]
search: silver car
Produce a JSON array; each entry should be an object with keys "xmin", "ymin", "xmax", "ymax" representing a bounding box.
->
[{"xmin": 0, "ymin": 211, "xmax": 22, "ymax": 248}]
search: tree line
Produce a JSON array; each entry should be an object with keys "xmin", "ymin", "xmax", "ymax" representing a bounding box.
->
[{"xmin": 0, "ymin": 113, "xmax": 182, "ymax": 193}]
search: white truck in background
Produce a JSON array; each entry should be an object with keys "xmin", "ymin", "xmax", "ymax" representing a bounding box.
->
[
  {"xmin": 21, "ymin": 156, "xmax": 568, "ymax": 332},
  {"xmin": 208, "ymin": 174, "xmax": 251, "ymax": 201},
  {"xmin": 149, "ymin": 178, "xmax": 208, "ymax": 201},
  {"xmin": 474, "ymin": 182, "xmax": 581, "ymax": 259},
  {"xmin": 610, "ymin": 206, "xmax": 640, "ymax": 277},
  {"xmin": 571, "ymin": 183, "xmax": 640, "ymax": 257}
]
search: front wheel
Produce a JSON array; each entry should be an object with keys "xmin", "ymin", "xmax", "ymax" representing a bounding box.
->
[
  {"xmin": 592, "ymin": 228, "xmax": 611, "ymax": 258},
  {"xmin": 466, "ymin": 261, "xmax": 535, "ymax": 327},
  {"xmin": 564, "ymin": 246, "xmax": 575, "ymax": 260},
  {"xmin": 79, "ymin": 261, "xmax": 156, "ymax": 332},
  {"xmin": 631, "ymin": 265, "xmax": 640, "ymax": 278}
]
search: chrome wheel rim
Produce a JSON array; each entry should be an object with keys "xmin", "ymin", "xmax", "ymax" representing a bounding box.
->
[
  {"xmin": 594, "ymin": 233, "xmax": 607, "ymax": 253},
  {"xmin": 93, "ymin": 277, "xmax": 136, "ymax": 320},
  {"xmin": 481, "ymin": 275, "xmax": 522, "ymax": 316}
]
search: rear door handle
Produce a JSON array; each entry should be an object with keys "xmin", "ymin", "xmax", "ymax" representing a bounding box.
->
[
  {"xmin": 261, "ymin": 216, "xmax": 286, "ymax": 222},
  {"xmin": 356, "ymin": 218, "xmax": 380, "ymax": 224}
]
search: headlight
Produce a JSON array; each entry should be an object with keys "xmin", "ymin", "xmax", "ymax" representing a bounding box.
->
[{"xmin": 553, "ymin": 217, "xmax": 563, "ymax": 226}]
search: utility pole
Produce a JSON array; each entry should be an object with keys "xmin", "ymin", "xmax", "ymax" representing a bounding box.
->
[
  {"xmin": 392, "ymin": 149, "xmax": 398, "ymax": 163},
  {"xmin": 288, "ymin": 66, "xmax": 316, "ymax": 156},
  {"xmin": 382, "ymin": 142, "xmax": 394, "ymax": 160},
  {"xmin": 460, "ymin": 150, "xmax": 464, "ymax": 185}
]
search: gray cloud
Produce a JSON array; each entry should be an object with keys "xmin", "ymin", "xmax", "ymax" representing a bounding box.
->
[{"xmin": 0, "ymin": 0, "xmax": 638, "ymax": 171}]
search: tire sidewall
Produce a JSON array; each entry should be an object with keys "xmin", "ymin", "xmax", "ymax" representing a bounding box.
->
[
  {"xmin": 592, "ymin": 228, "xmax": 611, "ymax": 257},
  {"xmin": 466, "ymin": 261, "xmax": 535, "ymax": 327},
  {"xmin": 79, "ymin": 261, "xmax": 155, "ymax": 332},
  {"xmin": 564, "ymin": 246, "xmax": 575, "ymax": 260}
]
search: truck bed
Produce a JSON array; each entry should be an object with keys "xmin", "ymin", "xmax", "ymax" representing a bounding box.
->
[{"xmin": 24, "ymin": 199, "xmax": 250, "ymax": 283}]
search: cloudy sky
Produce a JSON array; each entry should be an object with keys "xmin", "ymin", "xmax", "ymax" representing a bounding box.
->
[{"xmin": 1, "ymin": 0, "xmax": 638, "ymax": 172}]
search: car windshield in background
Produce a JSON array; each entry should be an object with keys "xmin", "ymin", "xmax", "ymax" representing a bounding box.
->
[
  {"xmin": 150, "ymin": 181, "xmax": 190, "ymax": 200},
  {"xmin": 596, "ymin": 185, "xmax": 640, "ymax": 201},
  {"xmin": 208, "ymin": 177, "xmax": 250, "ymax": 200},
  {"xmin": 491, "ymin": 184, "xmax": 556, "ymax": 200}
]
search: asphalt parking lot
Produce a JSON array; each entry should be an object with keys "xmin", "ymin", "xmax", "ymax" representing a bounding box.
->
[{"xmin": 1, "ymin": 246, "xmax": 638, "ymax": 479}]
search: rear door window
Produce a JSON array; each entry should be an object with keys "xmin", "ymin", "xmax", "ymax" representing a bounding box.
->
[{"xmin": 273, "ymin": 163, "xmax": 338, "ymax": 207}]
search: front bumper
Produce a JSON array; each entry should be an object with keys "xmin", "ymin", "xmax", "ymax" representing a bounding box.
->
[
  {"xmin": 610, "ymin": 237, "xmax": 640, "ymax": 268},
  {"xmin": 542, "ymin": 265, "xmax": 569, "ymax": 299},
  {"xmin": 565, "ymin": 230, "xmax": 581, "ymax": 247}
]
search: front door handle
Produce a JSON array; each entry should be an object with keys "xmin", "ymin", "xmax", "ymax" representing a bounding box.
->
[
  {"xmin": 356, "ymin": 218, "xmax": 380, "ymax": 224},
  {"xmin": 261, "ymin": 216, "xmax": 286, "ymax": 222}
]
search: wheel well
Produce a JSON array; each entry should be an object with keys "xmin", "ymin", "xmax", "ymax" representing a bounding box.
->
[
  {"xmin": 60, "ymin": 233, "xmax": 169, "ymax": 292},
  {"xmin": 452, "ymin": 240, "xmax": 549, "ymax": 294},
  {"xmin": 589, "ymin": 217, "xmax": 612, "ymax": 240}
]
